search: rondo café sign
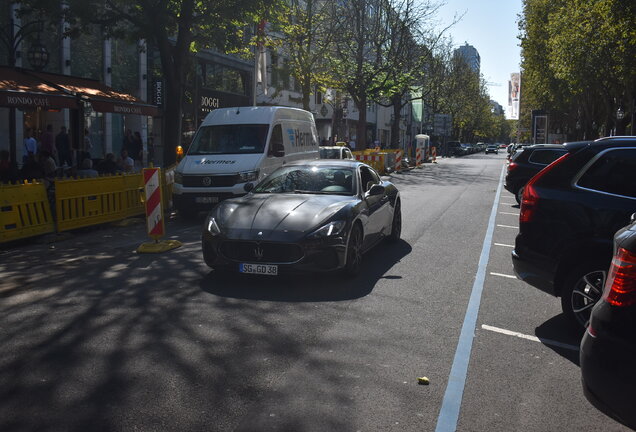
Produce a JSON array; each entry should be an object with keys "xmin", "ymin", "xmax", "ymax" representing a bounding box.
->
[{"xmin": 0, "ymin": 92, "xmax": 77, "ymax": 110}]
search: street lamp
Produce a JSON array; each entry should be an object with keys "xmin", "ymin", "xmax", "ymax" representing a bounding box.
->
[
  {"xmin": 26, "ymin": 37, "xmax": 49, "ymax": 71},
  {"xmin": 616, "ymin": 107, "xmax": 625, "ymax": 120}
]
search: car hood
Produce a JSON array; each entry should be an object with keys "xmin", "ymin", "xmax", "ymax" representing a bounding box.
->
[{"xmin": 214, "ymin": 193, "xmax": 355, "ymax": 241}]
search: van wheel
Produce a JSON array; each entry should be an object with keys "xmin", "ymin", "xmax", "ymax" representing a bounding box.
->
[
  {"xmin": 561, "ymin": 262, "xmax": 607, "ymax": 329},
  {"xmin": 344, "ymin": 226, "xmax": 363, "ymax": 278}
]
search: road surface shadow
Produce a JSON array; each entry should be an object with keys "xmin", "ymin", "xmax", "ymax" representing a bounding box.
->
[
  {"xmin": 200, "ymin": 239, "xmax": 412, "ymax": 302},
  {"xmin": 535, "ymin": 314, "xmax": 584, "ymax": 365}
]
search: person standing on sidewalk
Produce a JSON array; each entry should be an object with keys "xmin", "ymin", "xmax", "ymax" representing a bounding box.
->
[
  {"xmin": 39, "ymin": 124, "xmax": 55, "ymax": 158},
  {"xmin": 23, "ymin": 128, "xmax": 37, "ymax": 164},
  {"xmin": 55, "ymin": 126, "xmax": 72, "ymax": 167}
]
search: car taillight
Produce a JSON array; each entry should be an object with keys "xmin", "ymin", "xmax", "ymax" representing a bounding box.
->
[
  {"xmin": 507, "ymin": 161, "xmax": 518, "ymax": 173},
  {"xmin": 602, "ymin": 247, "xmax": 636, "ymax": 307},
  {"xmin": 519, "ymin": 152, "xmax": 571, "ymax": 223}
]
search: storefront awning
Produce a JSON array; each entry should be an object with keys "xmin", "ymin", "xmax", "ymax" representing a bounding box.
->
[{"xmin": 0, "ymin": 66, "xmax": 160, "ymax": 116}]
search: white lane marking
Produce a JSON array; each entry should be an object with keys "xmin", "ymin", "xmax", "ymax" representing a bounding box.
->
[
  {"xmin": 490, "ymin": 272, "xmax": 517, "ymax": 279},
  {"xmin": 481, "ymin": 324, "xmax": 580, "ymax": 351},
  {"xmin": 499, "ymin": 211, "xmax": 519, "ymax": 215},
  {"xmin": 496, "ymin": 224, "xmax": 518, "ymax": 228},
  {"xmin": 494, "ymin": 243, "xmax": 514, "ymax": 248}
]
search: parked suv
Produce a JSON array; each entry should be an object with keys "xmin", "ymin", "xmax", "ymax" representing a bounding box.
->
[
  {"xmin": 512, "ymin": 136, "xmax": 636, "ymax": 328},
  {"xmin": 505, "ymin": 144, "xmax": 568, "ymax": 203},
  {"xmin": 580, "ymin": 215, "xmax": 636, "ymax": 430}
]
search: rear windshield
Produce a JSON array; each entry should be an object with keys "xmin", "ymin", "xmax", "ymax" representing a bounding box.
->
[
  {"xmin": 188, "ymin": 124, "xmax": 269, "ymax": 155},
  {"xmin": 320, "ymin": 148, "xmax": 341, "ymax": 159}
]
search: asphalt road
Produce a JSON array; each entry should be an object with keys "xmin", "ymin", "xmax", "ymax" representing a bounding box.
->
[{"xmin": 0, "ymin": 153, "xmax": 629, "ymax": 431}]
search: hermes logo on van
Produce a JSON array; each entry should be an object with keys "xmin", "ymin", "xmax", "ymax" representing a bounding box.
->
[
  {"xmin": 196, "ymin": 159, "xmax": 237, "ymax": 165},
  {"xmin": 286, "ymin": 128, "xmax": 313, "ymax": 148}
]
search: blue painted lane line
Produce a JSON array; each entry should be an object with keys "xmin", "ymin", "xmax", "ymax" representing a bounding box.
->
[{"xmin": 434, "ymin": 164, "xmax": 506, "ymax": 432}]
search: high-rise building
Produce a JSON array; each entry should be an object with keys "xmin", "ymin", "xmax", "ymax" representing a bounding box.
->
[{"xmin": 454, "ymin": 42, "xmax": 481, "ymax": 73}]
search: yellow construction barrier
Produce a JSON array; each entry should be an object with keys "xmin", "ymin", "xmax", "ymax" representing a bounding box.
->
[
  {"xmin": 0, "ymin": 181, "xmax": 55, "ymax": 243},
  {"xmin": 55, "ymin": 173, "xmax": 144, "ymax": 232},
  {"xmin": 352, "ymin": 151, "xmax": 386, "ymax": 174}
]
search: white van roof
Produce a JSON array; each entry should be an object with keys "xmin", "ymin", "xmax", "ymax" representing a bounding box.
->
[{"xmin": 202, "ymin": 106, "xmax": 315, "ymax": 126}]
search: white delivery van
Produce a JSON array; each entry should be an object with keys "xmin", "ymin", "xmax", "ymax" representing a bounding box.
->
[{"xmin": 173, "ymin": 106, "xmax": 319, "ymax": 215}]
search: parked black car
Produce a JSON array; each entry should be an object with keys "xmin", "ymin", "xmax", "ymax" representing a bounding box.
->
[
  {"xmin": 202, "ymin": 160, "xmax": 401, "ymax": 277},
  {"xmin": 580, "ymin": 215, "xmax": 636, "ymax": 430},
  {"xmin": 485, "ymin": 144, "xmax": 499, "ymax": 154},
  {"xmin": 512, "ymin": 136, "xmax": 636, "ymax": 328},
  {"xmin": 504, "ymin": 144, "xmax": 568, "ymax": 203}
]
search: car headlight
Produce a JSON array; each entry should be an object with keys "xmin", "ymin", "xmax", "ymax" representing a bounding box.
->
[
  {"xmin": 206, "ymin": 217, "xmax": 221, "ymax": 235},
  {"xmin": 308, "ymin": 220, "xmax": 346, "ymax": 239},
  {"xmin": 239, "ymin": 170, "xmax": 259, "ymax": 182},
  {"xmin": 174, "ymin": 171, "xmax": 183, "ymax": 184}
]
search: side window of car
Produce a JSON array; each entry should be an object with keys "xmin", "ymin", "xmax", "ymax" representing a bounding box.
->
[
  {"xmin": 268, "ymin": 125, "xmax": 284, "ymax": 157},
  {"xmin": 344, "ymin": 149, "xmax": 353, "ymax": 159},
  {"xmin": 359, "ymin": 166, "xmax": 376, "ymax": 192},
  {"xmin": 528, "ymin": 149, "xmax": 567, "ymax": 165},
  {"xmin": 577, "ymin": 149, "xmax": 636, "ymax": 198}
]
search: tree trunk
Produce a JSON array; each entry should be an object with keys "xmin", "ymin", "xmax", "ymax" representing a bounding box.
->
[
  {"xmin": 163, "ymin": 78, "xmax": 182, "ymax": 167},
  {"xmin": 391, "ymin": 95, "xmax": 402, "ymax": 149},
  {"xmin": 356, "ymin": 94, "xmax": 367, "ymax": 149}
]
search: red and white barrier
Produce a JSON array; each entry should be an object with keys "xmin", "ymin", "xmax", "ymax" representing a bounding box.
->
[
  {"xmin": 355, "ymin": 154, "xmax": 382, "ymax": 162},
  {"xmin": 415, "ymin": 148, "xmax": 422, "ymax": 166},
  {"xmin": 143, "ymin": 167, "xmax": 164, "ymax": 238},
  {"xmin": 395, "ymin": 150, "xmax": 402, "ymax": 172}
]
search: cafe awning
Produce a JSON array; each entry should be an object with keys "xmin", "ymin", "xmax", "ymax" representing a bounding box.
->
[{"xmin": 0, "ymin": 66, "xmax": 160, "ymax": 116}]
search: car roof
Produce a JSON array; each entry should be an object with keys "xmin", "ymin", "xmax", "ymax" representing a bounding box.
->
[
  {"xmin": 285, "ymin": 159, "xmax": 361, "ymax": 168},
  {"xmin": 524, "ymin": 144, "xmax": 567, "ymax": 150},
  {"xmin": 319, "ymin": 146, "xmax": 346, "ymax": 150}
]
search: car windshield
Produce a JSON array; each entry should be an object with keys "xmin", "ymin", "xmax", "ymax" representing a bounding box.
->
[
  {"xmin": 253, "ymin": 165, "xmax": 356, "ymax": 195},
  {"xmin": 319, "ymin": 148, "xmax": 341, "ymax": 159},
  {"xmin": 188, "ymin": 124, "xmax": 269, "ymax": 155}
]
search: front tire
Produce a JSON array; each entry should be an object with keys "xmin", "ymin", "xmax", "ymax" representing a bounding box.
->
[
  {"xmin": 560, "ymin": 262, "xmax": 608, "ymax": 328},
  {"xmin": 344, "ymin": 225, "xmax": 363, "ymax": 277},
  {"xmin": 388, "ymin": 200, "xmax": 401, "ymax": 242}
]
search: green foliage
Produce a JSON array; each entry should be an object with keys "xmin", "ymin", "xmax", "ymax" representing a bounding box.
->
[{"xmin": 519, "ymin": 0, "xmax": 636, "ymax": 139}]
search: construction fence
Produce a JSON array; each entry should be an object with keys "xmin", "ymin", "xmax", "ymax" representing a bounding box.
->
[{"xmin": 0, "ymin": 165, "xmax": 176, "ymax": 244}]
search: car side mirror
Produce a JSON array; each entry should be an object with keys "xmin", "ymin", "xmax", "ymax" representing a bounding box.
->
[
  {"xmin": 366, "ymin": 184, "xmax": 385, "ymax": 197},
  {"xmin": 631, "ymin": 212, "xmax": 636, "ymax": 223}
]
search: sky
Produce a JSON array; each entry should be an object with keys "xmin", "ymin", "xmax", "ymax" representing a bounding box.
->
[{"xmin": 431, "ymin": 0, "xmax": 523, "ymax": 118}]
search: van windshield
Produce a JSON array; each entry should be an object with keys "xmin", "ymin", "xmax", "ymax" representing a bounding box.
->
[{"xmin": 188, "ymin": 124, "xmax": 270, "ymax": 155}]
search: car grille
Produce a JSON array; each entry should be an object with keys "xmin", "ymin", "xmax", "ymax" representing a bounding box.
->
[
  {"xmin": 219, "ymin": 241, "xmax": 304, "ymax": 264},
  {"xmin": 183, "ymin": 175, "xmax": 238, "ymax": 187}
]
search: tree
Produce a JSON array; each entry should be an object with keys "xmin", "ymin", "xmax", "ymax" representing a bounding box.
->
[
  {"xmin": 19, "ymin": 0, "xmax": 277, "ymax": 165},
  {"xmin": 327, "ymin": 0, "xmax": 396, "ymax": 149},
  {"xmin": 519, "ymin": 0, "xmax": 636, "ymax": 139},
  {"xmin": 276, "ymin": 0, "xmax": 334, "ymax": 111}
]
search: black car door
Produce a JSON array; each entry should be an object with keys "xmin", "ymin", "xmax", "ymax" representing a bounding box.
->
[{"xmin": 359, "ymin": 165, "xmax": 390, "ymax": 248}]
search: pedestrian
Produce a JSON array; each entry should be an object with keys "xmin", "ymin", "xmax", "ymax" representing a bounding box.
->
[
  {"xmin": 55, "ymin": 126, "xmax": 72, "ymax": 167},
  {"xmin": 0, "ymin": 150, "xmax": 19, "ymax": 183},
  {"xmin": 97, "ymin": 153, "xmax": 120, "ymax": 175},
  {"xmin": 23, "ymin": 128, "xmax": 37, "ymax": 163},
  {"xmin": 122, "ymin": 129, "xmax": 134, "ymax": 157},
  {"xmin": 19, "ymin": 153, "xmax": 45, "ymax": 182},
  {"xmin": 83, "ymin": 128, "xmax": 93, "ymax": 157},
  {"xmin": 39, "ymin": 124, "xmax": 55, "ymax": 157},
  {"xmin": 77, "ymin": 157, "xmax": 99, "ymax": 178},
  {"xmin": 132, "ymin": 131, "xmax": 143, "ymax": 163},
  {"xmin": 118, "ymin": 149, "xmax": 134, "ymax": 173}
]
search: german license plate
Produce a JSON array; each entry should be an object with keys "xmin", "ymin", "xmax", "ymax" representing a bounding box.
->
[
  {"xmin": 239, "ymin": 263, "xmax": 278, "ymax": 275},
  {"xmin": 195, "ymin": 196, "xmax": 219, "ymax": 204}
]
